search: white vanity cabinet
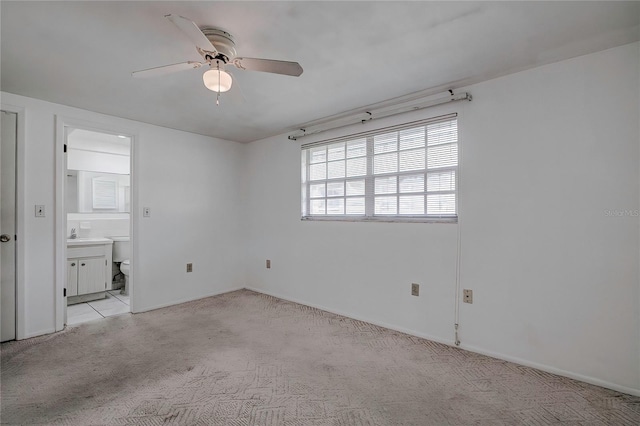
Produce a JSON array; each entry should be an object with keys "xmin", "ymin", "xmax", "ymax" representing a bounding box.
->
[{"xmin": 66, "ymin": 238, "xmax": 113, "ymax": 303}]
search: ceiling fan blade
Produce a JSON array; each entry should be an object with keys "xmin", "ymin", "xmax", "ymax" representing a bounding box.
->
[
  {"xmin": 132, "ymin": 61, "xmax": 203, "ymax": 78},
  {"xmin": 165, "ymin": 14, "xmax": 216, "ymax": 52},
  {"xmin": 232, "ymin": 57, "xmax": 303, "ymax": 77}
]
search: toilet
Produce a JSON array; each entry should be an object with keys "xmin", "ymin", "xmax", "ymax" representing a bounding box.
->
[
  {"xmin": 109, "ymin": 236, "xmax": 130, "ymax": 295},
  {"xmin": 119, "ymin": 260, "xmax": 130, "ymax": 295}
]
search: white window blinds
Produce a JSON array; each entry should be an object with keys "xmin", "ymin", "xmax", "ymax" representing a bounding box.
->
[{"xmin": 301, "ymin": 113, "xmax": 458, "ymax": 221}]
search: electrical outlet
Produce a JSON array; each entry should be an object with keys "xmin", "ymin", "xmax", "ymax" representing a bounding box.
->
[
  {"xmin": 143, "ymin": 207, "xmax": 151, "ymax": 217},
  {"xmin": 411, "ymin": 283, "xmax": 419, "ymax": 296},
  {"xmin": 463, "ymin": 289, "xmax": 473, "ymax": 304},
  {"xmin": 35, "ymin": 205, "xmax": 45, "ymax": 217},
  {"xmin": 186, "ymin": 263, "xmax": 193, "ymax": 273},
  {"xmin": 266, "ymin": 259, "xmax": 271, "ymax": 269}
]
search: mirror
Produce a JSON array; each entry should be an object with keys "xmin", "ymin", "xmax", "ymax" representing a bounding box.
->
[
  {"xmin": 66, "ymin": 170, "xmax": 130, "ymax": 213},
  {"xmin": 65, "ymin": 127, "xmax": 131, "ymax": 214}
]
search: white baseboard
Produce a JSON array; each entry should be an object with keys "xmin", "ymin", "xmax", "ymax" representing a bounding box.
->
[
  {"xmin": 133, "ymin": 286, "xmax": 244, "ymax": 314},
  {"xmin": 244, "ymin": 286, "xmax": 456, "ymax": 347},
  {"xmin": 459, "ymin": 343, "xmax": 640, "ymax": 397},
  {"xmin": 245, "ymin": 286, "xmax": 640, "ymax": 397},
  {"xmin": 20, "ymin": 327, "xmax": 56, "ymax": 340}
]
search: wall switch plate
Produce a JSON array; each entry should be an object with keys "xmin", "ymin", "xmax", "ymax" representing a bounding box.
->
[
  {"xmin": 186, "ymin": 263, "xmax": 193, "ymax": 273},
  {"xmin": 411, "ymin": 283, "xmax": 419, "ymax": 296},
  {"xmin": 35, "ymin": 205, "xmax": 45, "ymax": 217},
  {"xmin": 143, "ymin": 207, "xmax": 151, "ymax": 217},
  {"xmin": 463, "ymin": 289, "xmax": 473, "ymax": 304},
  {"xmin": 266, "ymin": 259, "xmax": 271, "ymax": 269}
]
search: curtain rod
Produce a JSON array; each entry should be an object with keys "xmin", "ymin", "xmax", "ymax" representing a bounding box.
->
[{"xmin": 288, "ymin": 91, "xmax": 472, "ymax": 141}]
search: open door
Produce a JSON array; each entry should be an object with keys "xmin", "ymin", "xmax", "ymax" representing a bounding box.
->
[{"xmin": 1, "ymin": 110, "xmax": 18, "ymax": 342}]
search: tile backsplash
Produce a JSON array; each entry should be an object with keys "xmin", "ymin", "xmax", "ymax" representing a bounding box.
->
[{"xmin": 67, "ymin": 213, "xmax": 129, "ymax": 239}]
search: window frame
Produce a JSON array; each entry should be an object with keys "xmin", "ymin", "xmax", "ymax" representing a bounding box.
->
[{"xmin": 301, "ymin": 113, "xmax": 459, "ymax": 223}]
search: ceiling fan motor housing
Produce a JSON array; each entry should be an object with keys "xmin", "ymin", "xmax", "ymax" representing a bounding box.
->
[{"xmin": 201, "ymin": 27, "xmax": 237, "ymax": 62}]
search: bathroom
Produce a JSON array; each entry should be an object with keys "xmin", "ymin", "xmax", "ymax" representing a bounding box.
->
[{"xmin": 65, "ymin": 127, "xmax": 132, "ymax": 325}]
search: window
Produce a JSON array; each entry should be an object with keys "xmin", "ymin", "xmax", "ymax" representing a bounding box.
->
[{"xmin": 301, "ymin": 113, "xmax": 458, "ymax": 221}]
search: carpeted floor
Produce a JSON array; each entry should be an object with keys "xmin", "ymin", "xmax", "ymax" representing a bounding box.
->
[{"xmin": 1, "ymin": 290, "xmax": 639, "ymax": 425}]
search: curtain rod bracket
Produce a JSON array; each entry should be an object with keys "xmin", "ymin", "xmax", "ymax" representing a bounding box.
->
[{"xmin": 288, "ymin": 128, "xmax": 306, "ymax": 141}]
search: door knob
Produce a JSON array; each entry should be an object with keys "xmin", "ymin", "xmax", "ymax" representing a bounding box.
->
[{"xmin": 0, "ymin": 234, "xmax": 11, "ymax": 243}]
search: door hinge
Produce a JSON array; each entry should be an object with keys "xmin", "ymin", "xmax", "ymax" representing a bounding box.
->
[
  {"xmin": 64, "ymin": 144, "xmax": 67, "ymax": 153},
  {"xmin": 63, "ymin": 288, "xmax": 67, "ymax": 297}
]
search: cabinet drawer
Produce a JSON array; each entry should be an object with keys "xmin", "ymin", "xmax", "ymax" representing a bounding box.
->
[{"xmin": 67, "ymin": 245, "xmax": 107, "ymax": 258}]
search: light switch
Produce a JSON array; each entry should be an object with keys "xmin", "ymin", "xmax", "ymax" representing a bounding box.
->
[
  {"xmin": 143, "ymin": 207, "xmax": 151, "ymax": 217},
  {"xmin": 35, "ymin": 205, "xmax": 45, "ymax": 217}
]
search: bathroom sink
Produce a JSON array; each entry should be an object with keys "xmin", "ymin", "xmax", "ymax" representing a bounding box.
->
[{"xmin": 66, "ymin": 237, "xmax": 114, "ymax": 246}]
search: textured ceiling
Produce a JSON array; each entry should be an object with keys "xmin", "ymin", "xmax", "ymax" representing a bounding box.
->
[{"xmin": 1, "ymin": 1, "xmax": 638, "ymax": 143}]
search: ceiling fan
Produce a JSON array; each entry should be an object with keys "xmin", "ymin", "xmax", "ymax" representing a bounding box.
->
[{"xmin": 132, "ymin": 14, "xmax": 303, "ymax": 103}]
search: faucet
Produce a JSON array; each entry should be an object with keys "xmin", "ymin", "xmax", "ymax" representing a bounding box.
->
[{"xmin": 70, "ymin": 228, "xmax": 77, "ymax": 239}]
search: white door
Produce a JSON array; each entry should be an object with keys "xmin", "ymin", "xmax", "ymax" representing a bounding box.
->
[
  {"xmin": 67, "ymin": 260, "xmax": 78, "ymax": 297},
  {"xmin": 1, "ymin": 110, "xmax": 17, "ymax": 342}
]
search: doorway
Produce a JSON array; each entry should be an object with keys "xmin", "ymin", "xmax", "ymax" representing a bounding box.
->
[
  {"xmin": 1, "ymin": 110, "xmax": 17, "ymax": 342},
  {"xmin": 62, "ymin": 125, "xmax": 134, "ymax": 326}
]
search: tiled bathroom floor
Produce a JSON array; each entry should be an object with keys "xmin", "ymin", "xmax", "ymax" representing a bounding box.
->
[{"xmin": 67, "ymin": 290, "xmax": 130, "ymax": 326}]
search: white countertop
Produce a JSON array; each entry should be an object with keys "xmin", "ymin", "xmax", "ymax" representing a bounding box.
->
[{"xmin": 66, "ymin": 238, "xmax": 114, "ymax": 246}]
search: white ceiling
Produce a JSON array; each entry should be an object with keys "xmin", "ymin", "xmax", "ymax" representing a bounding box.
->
[{"xmin": 2, "ymin": 1, "xmax": 638, "ymax": 143}]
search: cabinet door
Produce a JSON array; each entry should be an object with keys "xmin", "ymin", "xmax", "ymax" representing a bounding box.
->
[
  {"xmin": 67, "ymin": 259, "xmax": 78, "ymax": 297},
  {"xmin": 77, "ymin": 257, "xmax": 106, "ymax": 295}
]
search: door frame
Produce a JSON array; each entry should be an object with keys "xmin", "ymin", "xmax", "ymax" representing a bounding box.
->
[
  {"xmin": 54, "ymin": 116, "xmax": 138, "ymax": 331},
  {"xmin": 1, "ymin": 104, "xmax": 26, "ymax": 340}
]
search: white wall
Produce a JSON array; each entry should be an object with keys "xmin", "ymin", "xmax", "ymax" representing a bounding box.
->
[
  {"xmin": 67, "ymin": 149, "xmax": 130, "ymax": 175},
  {"xmin": 458, "ymin": 42, "xmax": 639, "ymax": 393},
  {"xmin": 67, "ymin": 132, "xmax": 131, "ymax": 174},
  {"xmin": 1, "ymin": 92, "xmax": 246, "ymax": 337},
  {"xmin": 67, "ymin": 214, "xmax": 130, "ymax": 239},
  {"xmin": 243, "ymin": 114, "xmax": 459, "ymax": 344},
  {"xmin": 135, "ymin": 121, "xmax": 246, "ymax": 311},
  {"xmin": 243, "ymin": 42, "xmax": 640, "ymax": 394}
]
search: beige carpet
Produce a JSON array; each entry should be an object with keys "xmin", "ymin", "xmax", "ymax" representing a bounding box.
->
[{"xmin": 1, "ymin": 289, "xmax": 639, "ymax": 425}]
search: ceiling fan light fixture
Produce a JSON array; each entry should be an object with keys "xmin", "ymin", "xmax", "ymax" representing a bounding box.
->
[{"xmin": 203, "ymin": 68, "xmax": 232, "ymax": 92}]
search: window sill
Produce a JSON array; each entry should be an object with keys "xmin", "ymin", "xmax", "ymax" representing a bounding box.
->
[{"xmin": 301, "ymin": 215, "xmax": 458, "ymax": 224}]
